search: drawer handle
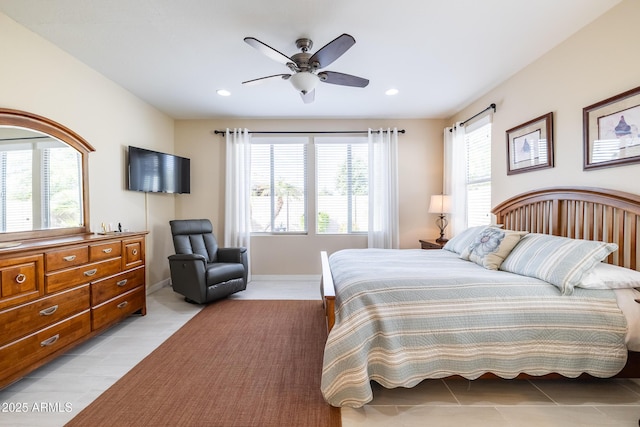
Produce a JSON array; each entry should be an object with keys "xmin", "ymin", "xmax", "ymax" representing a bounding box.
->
[
  {"xmin": 102, "ymin": 248, "xmax": 113, "ymax": 254},
  {"xmin": 132, "ymin": 249, "xmax": 138, "ymax": 256},
  {"xmin": 40, "ymin": 305, "xmax": 59, "ymax": 316},
  {"xmin": 15, "ymin": 273, "xmax": 27, "ymax": 284},
  {"xmin": 116, "ymin": 279, "xmax": 128, "ymax": 287},
  {"xmin": 84, "ymin": 268, "xmax": 98, "ymax": 277},
  {"xmin": 40, "ymin": 334, "xmax": 60, "ymax": 347},
  {"xmin": 117, "ymin": 301, "xmax": 129, "ymax": 309},
  {"xmin": 63, "ymin": 255, "xmax": 76, "ymax": 261}
]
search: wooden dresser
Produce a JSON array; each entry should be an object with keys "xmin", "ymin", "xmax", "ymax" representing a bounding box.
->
[{"xmin": 0, "ymin": 231, "xmax": 147, "ymax": 389}]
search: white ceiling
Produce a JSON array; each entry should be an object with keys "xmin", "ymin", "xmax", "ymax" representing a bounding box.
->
[{"xmin": 0, "ymin": 0, "xmax": 621, "ymax": 120}]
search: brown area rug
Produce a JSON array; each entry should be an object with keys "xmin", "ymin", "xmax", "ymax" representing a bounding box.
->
[{"xmin": 66, "ymin": 299, "xmax": 341, "ymax": 427}]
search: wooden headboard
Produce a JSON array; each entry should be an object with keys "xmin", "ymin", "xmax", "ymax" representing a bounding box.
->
[{"xmin": 492, "ymin": 187, "xmax": 640, "ymax": 271}]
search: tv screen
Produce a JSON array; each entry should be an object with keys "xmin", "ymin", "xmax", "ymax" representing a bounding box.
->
[{"xmin": 127, "ymin": 146, "xmax": 190, "ymax": 194}]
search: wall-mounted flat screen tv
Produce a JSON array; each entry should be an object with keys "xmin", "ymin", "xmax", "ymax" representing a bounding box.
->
[{"xmin": 127, "ymin": 146, "xmax": 190, "ymax": 194}]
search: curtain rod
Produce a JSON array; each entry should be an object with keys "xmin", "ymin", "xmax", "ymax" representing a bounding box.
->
[
  {"xmin": 449, "ymin": 103, "xmax": 496, "ymax": 132},
  {"xmin": 213, "ymin": 129, "xmax": 406, "ymax": 137}
]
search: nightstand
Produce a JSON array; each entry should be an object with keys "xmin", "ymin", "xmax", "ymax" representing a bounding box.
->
[{"xmin": 419, "ymin": 239, "xmax": 445, "ymax": 250}]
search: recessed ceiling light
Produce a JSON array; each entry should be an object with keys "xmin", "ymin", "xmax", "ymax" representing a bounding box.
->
[
  {"xmin": 385, "ymin": 88, "xmax": 399, "ymax": 96},
  {"xmin": 217, "ymin": 89, "xmax": 231, "ymax": 97}
]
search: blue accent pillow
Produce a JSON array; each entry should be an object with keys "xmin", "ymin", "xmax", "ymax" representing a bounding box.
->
[
  {"xmin": 460, "ymin": 228, "xmax": 528, "ymax": 270},
  {"xmin": 443, "ymin": 225, "xmax": 500, "ymax": 255}
]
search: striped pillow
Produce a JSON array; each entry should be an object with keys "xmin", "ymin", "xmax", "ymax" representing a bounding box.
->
[{"xmin": 500, "ymin": 233, "xmax": 618, "ymax": 295}]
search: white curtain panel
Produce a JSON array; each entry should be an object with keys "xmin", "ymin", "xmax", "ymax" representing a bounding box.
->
[
  {"xmin": 224, "ymin": 128, "xmax": 252, "ymax": 277},
  {"xmin": 368, "ymin": 128, "xmax": 399, "ymax": 249},
  {"xmin": 443, "ymin": 123, "xmax": 467, "ymax": 237}
]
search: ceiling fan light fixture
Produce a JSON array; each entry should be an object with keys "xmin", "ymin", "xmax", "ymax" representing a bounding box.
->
[
  {"xmin": 289, "ymin": 71, "xmax": 319, "ymax": 94},
  {"xmin": 385, "ymin": 88, "xmax": 399, "ymax": 96},
  {"xmin": 243, "ymin": 34, "xmax": 366, "ymax": 103}
]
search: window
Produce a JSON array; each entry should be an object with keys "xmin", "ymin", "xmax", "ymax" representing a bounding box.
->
[
  {"xmin": 465, "ymin": 118, "xmax": 492, "ymax": 227},
  {"xmin": 0, "ymin": 137, "xmax": 82, "ymax": 232},
  {"xmin": 1, "ymin": 147, "xmax": 32, "ymax": 232},
  {"xmin": 46, "ymin": 144, "xmax": 83, "ymax": 228},
  {"xmin": 316, "ymin": 138, "xmax": 368, "ymax": 234},
  {"xmin": 250, "ymin": 138, "xmax": 307, "ymax": 233},
  {"xmin": 249, "ymin": 136, "xmax": 370, "ymax": 235}
]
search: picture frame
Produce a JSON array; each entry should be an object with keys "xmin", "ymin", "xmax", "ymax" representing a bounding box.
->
[
  {"xmin": 583, "ymin": 85, "xmax": 640, "ymax": 170},
  {"xmin": 506, "ymin": 112, "xmax": 554, "ymax": 175}
]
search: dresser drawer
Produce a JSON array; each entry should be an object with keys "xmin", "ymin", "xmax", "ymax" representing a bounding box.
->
[
  {"xmin": 45, "ymin": 246, "xmax": 89, "ymax": 272},
  {"xmin": 0, "ymin": 255, "xmax": 44, "ymax": 310},
  {"xmin": 91, "ymin": 266, "xmax": 144, "ymax": 306},
  {"xmin": 90, "ymin": 241, "xmax": 122, "ymax": 262},
  {"xmin": 0, "ymin": 284, "xmax": 90, "ymax": 346},
  {"xmin": 45, "ymin": 257, "xmax": 122, "ymax": 294},
  {"xmin": 92, "ymin": 287, "xmax": 145, "ymax": 331},
  {"xmin": 123, "ymin": 237, "xmax": 144, "ymax": 270},
  {"xmin": 0, "ymin": 310, "xmax": 91, "ymax": 383}
]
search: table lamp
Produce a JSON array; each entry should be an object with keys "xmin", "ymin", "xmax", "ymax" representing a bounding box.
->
[{"xmin": 428, "ymin": 194, "xmax": 452, "ymax": 244}]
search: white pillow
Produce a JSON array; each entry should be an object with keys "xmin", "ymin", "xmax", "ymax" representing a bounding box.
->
[{"xmin": 578, "ymin": 262, "xmax": 640, "ymax": 289}]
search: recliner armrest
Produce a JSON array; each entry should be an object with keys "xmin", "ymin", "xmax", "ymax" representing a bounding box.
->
[
  {"xmin": 168, "ymin": 253, "xmax": 207, "ymax": 263},
  {"xmin": 217, "ymin": 247, "xmax": 247, "ymax": 264}
]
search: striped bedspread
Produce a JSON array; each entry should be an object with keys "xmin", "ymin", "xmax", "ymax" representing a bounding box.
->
[{"xmin": 321, "ymin": 248, "xmax": 628, "ymax": 408}]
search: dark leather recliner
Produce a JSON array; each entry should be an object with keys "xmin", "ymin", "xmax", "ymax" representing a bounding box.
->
[{"xmin": 168, "ymin": 219, "xmax": 248, "ymax": 304}]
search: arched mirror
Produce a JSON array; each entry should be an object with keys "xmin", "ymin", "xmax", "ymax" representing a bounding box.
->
[{"xmin": 0, "ymin": 109, "xmax": 94, "ymax": 243}]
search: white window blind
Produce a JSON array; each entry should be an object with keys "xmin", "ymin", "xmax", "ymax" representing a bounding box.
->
[
  {"xmin": 0, "ymin": 137, "xmax": 82, "ymax": 232},
  {"xmin": 465, "ymin": 118, "xmax": 492, "ymax": 227},
  {"xmin": 47, "ymin": 145, "xmax": 83, "ymax": 228},
  {"xmin": 250, "ymin": 138, "xmax": 307, "ymax": 233},
  {"xmin": 315, "ymin": 137, "xmax": 368, "ymax": 234},
  {"xmin": 2, "ymin": 148, "xmax": 32, "ymax": 232}
]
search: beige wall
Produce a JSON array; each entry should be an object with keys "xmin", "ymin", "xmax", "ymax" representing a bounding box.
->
[
  {"xmin": 0, "ymin": 12, "xmax": 176, "ymax": 287},
  {"xmin": 4, "ymin": 0, "xmax": 638, "ymax": 281},
  {"xmin": 450, "ymin": 0, "xmax": 640, "ymax": 208},
  {"xmin": 177, "ymin": 0, "xmax": 640, "ymax": 276},
  {"xmin": 174, "ymin": 118, "xmax": 445, "ymax": 275}
]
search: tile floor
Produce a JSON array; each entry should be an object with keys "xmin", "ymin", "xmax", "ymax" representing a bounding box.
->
[{"xmin": 1, "ymin": 278, "xmax": 639, "ymax": 426}]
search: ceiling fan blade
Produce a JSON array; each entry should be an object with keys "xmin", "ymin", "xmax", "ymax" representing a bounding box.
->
[
  {"xmin": 242, "ymin": 74, "xmax": 291, "ymax": 86},
  {"xmin": 244, "ymin": 37, "xmax": 293, "ymax": 65},
  {"xmin": 319, "ymin": 71, "xmax": 369, "ymax": 88},
  {"xmin": 300, "ymin": 90, "xmax": 315, "ymax": 104},
  {"xmin": 309, "ymin": 34, "xmax": 355, "ymax": 69}
]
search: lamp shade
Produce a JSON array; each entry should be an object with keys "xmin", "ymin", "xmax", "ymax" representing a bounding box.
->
[
  {"xmin": 289, "ymin": 71, "xmax": 319, "ymax": 94},
  {"xmin": 428, "ymin": 194, "xmax": 452, "ymax": 214}
]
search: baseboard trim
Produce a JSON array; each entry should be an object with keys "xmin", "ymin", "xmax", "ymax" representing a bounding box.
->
[
  {"xmin": 148, "ymin": 275, "xmax": 320, "ymax": 293},
  {"xmin": 250, "ymin": 274, "xmax": 320, "ymax": 282},
  {"xmin": 147, "ymin": 278, "xmax": 170, "ymax": 294}
]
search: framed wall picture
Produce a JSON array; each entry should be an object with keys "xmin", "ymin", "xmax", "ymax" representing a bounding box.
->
[
  {"xmin": 506, "ymin": 112, "xmax": 554, "ymax": 175},
  {"xmin": 583, "ymin": 85, "xmax": 640, "ymax": 170}
]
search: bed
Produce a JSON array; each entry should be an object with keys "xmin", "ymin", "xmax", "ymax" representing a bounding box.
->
[{"xmin": 319, "ymin": 186, "xmax": 640, "ymax": 408}]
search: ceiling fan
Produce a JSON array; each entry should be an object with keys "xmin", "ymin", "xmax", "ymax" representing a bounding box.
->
[{"xmin": 242, "ymin": 33, "xmax": 369, "ymax": 104}]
